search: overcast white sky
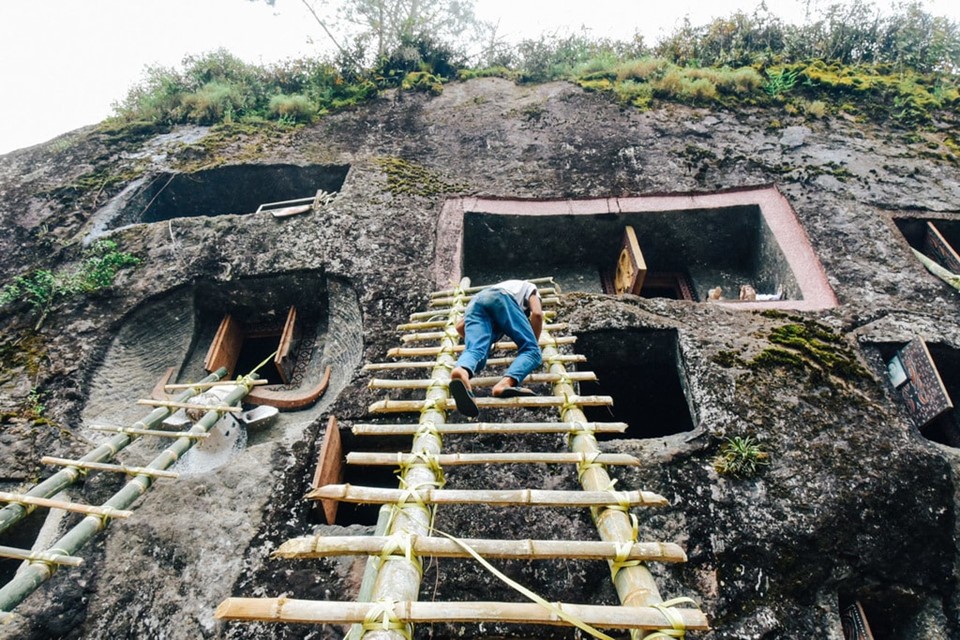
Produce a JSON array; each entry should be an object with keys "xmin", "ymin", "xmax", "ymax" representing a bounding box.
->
[{"xmin": 0, "ymin": 0, "xmax": 956, "ymax": 155}]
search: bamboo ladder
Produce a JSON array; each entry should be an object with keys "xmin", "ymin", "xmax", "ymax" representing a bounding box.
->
[
  {"xmin": 216, "ymin": 278, "xmax": 708, "ymax": 638},
  {"xmin": 0, "ymin": 369, "xmax": 260, "ymax": 620}
]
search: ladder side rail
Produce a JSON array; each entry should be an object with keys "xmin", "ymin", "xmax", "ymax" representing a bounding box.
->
[{"xmin": 541, "ymin": 328, "xmax": 667, "ymax": 620}]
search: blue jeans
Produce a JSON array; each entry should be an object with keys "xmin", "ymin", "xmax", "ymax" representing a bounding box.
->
[{"xmin": 455, "ymin": 289, "xmax": 542, "ymax": 383}]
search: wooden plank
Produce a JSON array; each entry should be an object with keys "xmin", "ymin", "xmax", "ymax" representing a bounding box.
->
[
  {"xmin": 0, "ymin": 492, "xmax": 133, "ymax": 519},
  {"xmin": 889, "ymin": 339, "xmax": 953, "ymax": 428},
  {"xmin": 924, "ymin": 221, "xmax": 960, "ymax": 273},
  {"xmin": 0, "ymin": 545, "xmax": 84, "ymax": 567},
  {"xmin": 275, "ymin": 306, "xmax": 299, "ymax": 385},
  {"xmin": 41, "ymin": 456, "xmax": 179, "ymax": 479},
  {"xmin": 351, "ymin": 421, "xmax": 628, "ymax": 436},
  {"xmin": 346, "ymin": 452, "xmax": 639, "ymax": 466},
  {"xmin": 275, "ymin": 535, "xmax": 686, "ymax": 563},
  {"xmin": 204, "ymin": 314, "xmax": 244, "ymax": 377},
  {"xmin": 215, "ymin": 598, "xmax": 709, "ymax": 630},
  {"xmin": 841, "ymin": 601, "xmax": 876, "ymax": 640},
  {"xmin": 369, "ymin": 394, "xmax": 613, "ymax": 414},
  {"xmin": 311, "ymin": 416, "xmax": 344, "ymax": 525},
  {"xmin": 614, "ymin": 225, "xmax": 647, "ymax": 296},
  {"xmin": 308, "ymin": 484, "xmax": 668, "ymax": 507}
]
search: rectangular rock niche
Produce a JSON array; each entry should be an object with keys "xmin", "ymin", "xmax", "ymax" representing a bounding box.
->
[
  {"xmin": 437, "ymin": 186, "xmax": 837, "ymax": 310},
  {"xmin": 107, "ymin": 163, "xmax": 349, "ymax": 228},
  {"xmin": 894, "ymin": 215, "xmax": 960, "ymax": 273},
  {"xmin": 868, "ymin": 339, "xmax": 960, "ymax": 447},
  {"xmin": 575, "ymin": 328, "xmax": 696, "ymax": 439}
]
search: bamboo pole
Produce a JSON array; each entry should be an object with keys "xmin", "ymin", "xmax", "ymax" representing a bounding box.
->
[
  {"xmin": 363, "ymin": 354, "xmax": 585, "ymax": 371},
  {"xmin": 0, "ymin": 492, "xmax": 133, "ymax": 519},
  {"xmin": 163, "ymin": 379, "xmax": 269, "ymax": 390},
  {"xmin": 346, "ymin": 452, "xmax": 639, "ymax": 467},
  {"xmin": 408, "ymin": 297, "xmax": 558, "ymax": 320},
  {"xmin": 0, "ymin": 369, "xmax": 225, "ymax": 536},
  {"xmin": 430, "ymin": 277, "xmax": 557, "ymax": 298},
  {"xmin": 369, "ymin": 394, "xmax": 613, "ymax": 414},
  {"xmin": 368, "ymin": 371, "xmax": 597, "ymax": 390},
  {"xmin": 397, "ymin": 311, "xmax": 556, "ymax": 331},
  {"xmin": 0, "ymin": 546, "xmax": 84, "ymax": 567},
  {"xmin": 541, "ymin": 328, "xmax": 677, "ymax": 636},
  {"xmin": 429, "ymin": 289, "xmax": 557, "ymax": 307},
  {"xmin": 135, "ymin": 399, "xmax": 242, "ymax": 413},
  {"xmin": 89, "ymin": 425, "xmax": 210, "ymax": 439},
  {"xmin": 351, "ymin": 421, "xmax": 629, "ymax": 436},
  {"xmin": 387, "ymin": 336, "xmax": 575, "ymax": 358},
  {"xmin": 215, "ymin": 598, "xmax": 709, "ymax": 631},
  {"xmin": 307, "ymin": 485, "xmax": 667, "ymax": 507},
  {"xmin": 399, "ymin": 323, "xmax": 569, "ymax": 342},
  {"xmin": 40, "ymin": 456, "xmax": 180, "ymax": 479},
  {"xmin": 360, "ymin": 277, "xmax": 470, "ymax": 640},
  {"xmin": 0, "ymin": 376, "xmax": 256, "ymax": 616},
  {"xmin": 275, "ymin": 536, "xmax": 687, "ymax": 563}
]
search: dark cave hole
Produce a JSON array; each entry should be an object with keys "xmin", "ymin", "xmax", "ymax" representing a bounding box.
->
[
  {"xmin": 839, "ymin": 590, "xmax": 923, "ymax": 640},
  {"xmin": 233, "ymin": 334, "xmax": 284, "ymax": 385},
  {"xmin": 894, "ymin": 216, "xmax": 960, "ymax": 275},
  {"xmin": 574, "ymin": 329, "xmax": 695, "ymax": 439},
  {"xmin": 110, "ymin": 163, "xmax": 349, "ymax": 227}
]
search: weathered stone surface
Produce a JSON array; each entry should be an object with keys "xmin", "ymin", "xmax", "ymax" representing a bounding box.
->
[{"xmin": 1, "ymin": 77, "xmax": 959, "ymax": 639}]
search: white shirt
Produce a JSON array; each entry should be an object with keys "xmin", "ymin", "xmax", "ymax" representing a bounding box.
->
[{"xmin": 491, "ymin": 280, "xmax": 538, "ymax": 312}]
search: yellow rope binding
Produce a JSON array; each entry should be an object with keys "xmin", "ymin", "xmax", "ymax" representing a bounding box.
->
[{"xmin": 362, "ymin": 598, "xmax": 413, "ymax": 639}]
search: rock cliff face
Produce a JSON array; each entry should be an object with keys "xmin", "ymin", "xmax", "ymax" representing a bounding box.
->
[{"xmin": 1, "ymin": 77, "xmax": 959, "ymax": 639}]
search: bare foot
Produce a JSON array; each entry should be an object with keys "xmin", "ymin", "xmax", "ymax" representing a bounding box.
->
[
  {"xmin": 450, "ymin": 367, "xmax": 472, "ymax": 393},
  {"xmin": 491, "ymin": 376, "xmax": 517, "ymax": 397}
]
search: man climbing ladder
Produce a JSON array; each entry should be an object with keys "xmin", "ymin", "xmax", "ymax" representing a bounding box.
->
[{"xmin": 449, "ymin": 279, "xmax": 544, "ymax": 417}]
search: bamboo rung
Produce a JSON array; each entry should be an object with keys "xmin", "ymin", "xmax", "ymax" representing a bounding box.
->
[
  {"xmin": 408, "ymin": 298, "xmax": 559, "ymax": 320},
  {"xmin": 397, "ymin": 311, "xmax": 557, "ymax": 331},
  {"xmin": 346, "ymin": 452, "xmax": 639, "ymax": 466},
  {"xmin": 363, "ymin": 354, "xmax": 586, "ymax": 371},
  {"xmin": 351, "ymin": 421, "xmax": 629, "ymax": 436},
  {"xmin": 0, "ymin": 545, "xmax": 84, "ymax": 567},
  {"xmin": 399, "ymin": 322, "xmax": 570, "ymax": 342},
  {"xmin": 307, "ymin": 484, "xmax": 668, "ymax": 507},
  {"xmin": 215, "ymin": 598, "xmax": 709, "ymax": 631},
  {"xmin": 0, "ymin": 491, "xmax": 133, "ymax": 519},
  {"xmin": 41, "ymin": 456, "xmax": 179, "ymax": 479},
  {"xmin": 368, "ymin": 371, "xmax": 597, "ymax": 390},
  {"xmin": 431, "ymin": 277, "xmax": 557, "ymax": 298},
  {"xmin": 430, "ymin": 289, "xmax": 557, "ymax": 307},
  {"xmin": 135, "ymin": 399, "xmax": 242, "ymax": 413},
  {"xmin": 387, "ymin": 336, "xmax": 576, "ymax": 358},
  {"xmin": 369, "ymin": 394, "xmax": 613, "ymax": 414},
  {"xmin": 275, "ymin": 535, "xmax": 686, "ymax": 563},
  {"xmin": 89, "ymin": 425, "xmax": 210, "ymax": 439},
  {"xmin": 163, "ymin": 379, "xmax": 268, "ymax": 390}
]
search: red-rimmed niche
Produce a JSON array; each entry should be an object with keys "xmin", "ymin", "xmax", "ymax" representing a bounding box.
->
[{"xmin": 435, "ymin": 186, "xmax": 837, "ymax": 310}]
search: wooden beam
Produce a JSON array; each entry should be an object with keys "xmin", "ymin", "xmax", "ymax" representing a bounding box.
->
[
  {"xmin": 275, "ymin": 535, "xmax": 686, "ymax": 563},
  {"xmin": 307, "ymin": 485, "xmax": 668, "ymax": 507},
  {"xmin": 215, "ymin": 598, "xmax": 709, "ymax": 631},
  {"xmin": 40, "ymin": 456, "xmax": 179, "ymax": 479},
  {"xmin": 346, "ymin": 452, "xmax": 639, "ymax": 466},
  {"xmin": 351, "ymin": 421, "xmax": 628, "ymax": 436}
]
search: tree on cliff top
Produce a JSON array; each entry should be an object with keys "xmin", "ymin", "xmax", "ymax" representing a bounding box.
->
[{"xmin": 254, "ymin": 0, "xmax": 482, "ymax": 63}]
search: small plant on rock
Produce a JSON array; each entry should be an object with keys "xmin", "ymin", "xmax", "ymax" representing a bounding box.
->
[{"xmin": 713, "ymin": 435, "xmax": 769, "ymax": 478}]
